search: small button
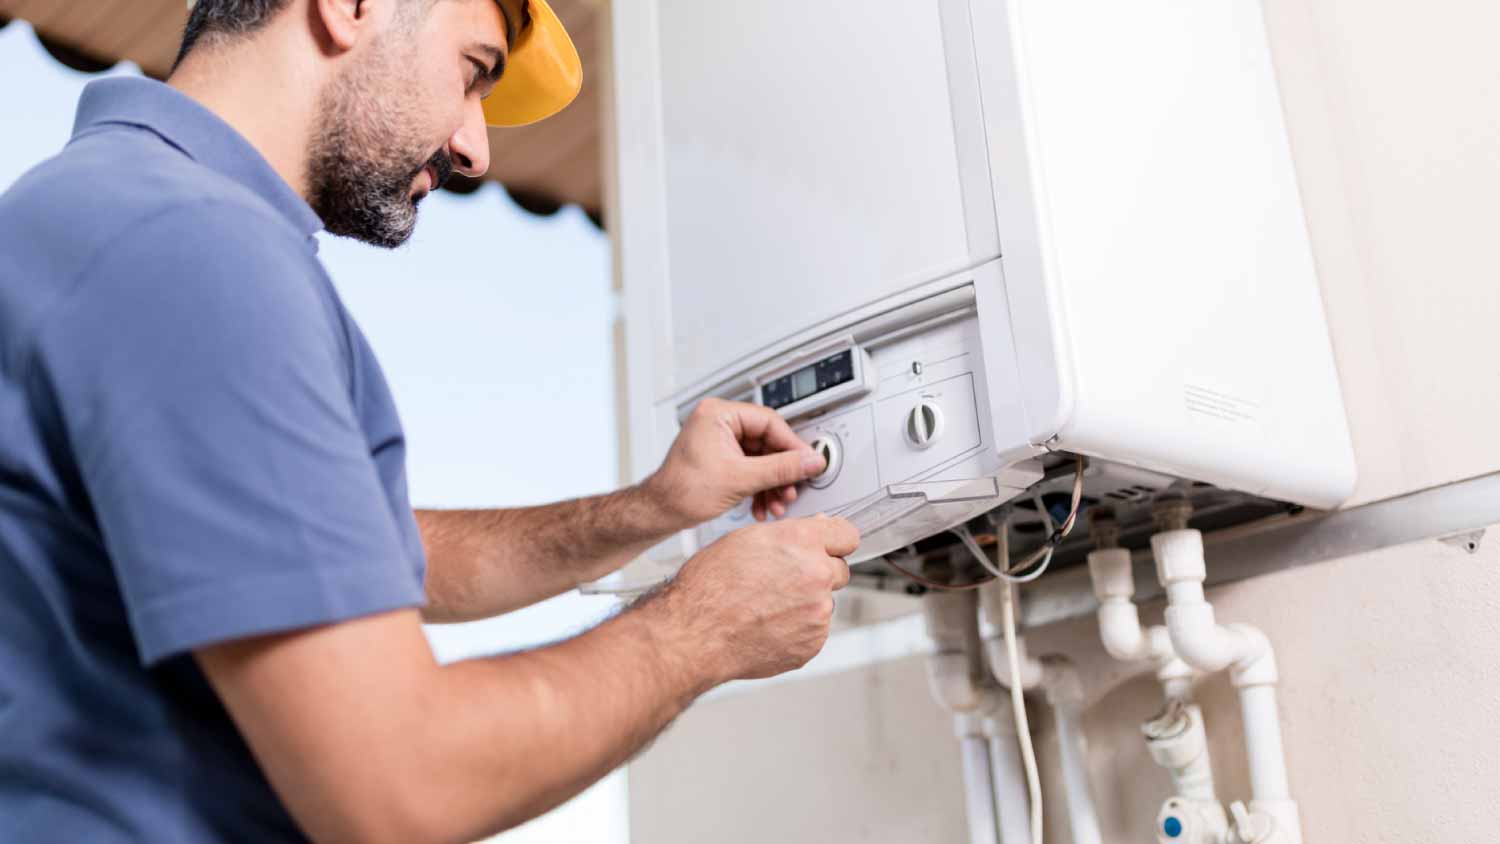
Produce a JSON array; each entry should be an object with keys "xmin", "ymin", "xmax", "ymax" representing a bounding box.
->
[{"xmin": 1163, "ymin": 816, "xmax": 1183, "ymax": 838}]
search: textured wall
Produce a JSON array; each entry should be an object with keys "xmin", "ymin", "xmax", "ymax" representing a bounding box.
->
[
  {"xmin": 1262, "ymin": 0, "xmax": 1500, "ymax": 504},
  {"xmin": 630, "ymin": 653, "xmax": 967, "ymax": 843},
  {"xmin": 630, "ymin": 531, "xmax": 1500, "ymax": 841}
]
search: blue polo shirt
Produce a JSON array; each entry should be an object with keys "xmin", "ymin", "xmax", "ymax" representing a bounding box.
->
[{"xmin": 0, "ymin": 77, "xmax": 428, "ymax": 842}]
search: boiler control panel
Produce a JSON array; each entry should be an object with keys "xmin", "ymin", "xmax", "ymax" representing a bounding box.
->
[{"xmin": 692, "ymin": 292, "xmax": 1039, "ymax": 563}]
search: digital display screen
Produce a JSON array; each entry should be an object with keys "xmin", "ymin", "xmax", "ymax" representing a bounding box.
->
[
  {"xmin": 761, "ymin": 350, "xmax": 856, "ymax": 410},
  {"xmin": 792, "ymin": 368, "xmax": 818, "ymax": 400}
]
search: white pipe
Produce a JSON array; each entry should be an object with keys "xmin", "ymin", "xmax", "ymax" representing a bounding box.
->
[
  {"xmin": 1087, "ymin": 548, "xmax": 1178, "ymax": 669},
  {"xmin": 1239, "ymin": 685, "xmax": 1291, "ymax": 801},
  {"xmin": 1142, "ymin": 701, "xmax": 1217, "ymax": 802},
  {"xmin": 982, "ymin": 576, "xmax": 1105, "ymax": 844},
  {"xmin": 1050, "ymin": 701, "xmax": 1103, "ymax": 844},
  {"xmin": 979, "ymin": 580, "xmax": 1045, "ymax": 690},
  {"xmin": 985, "ymin": 717, "xmax": 1034, "ymax": 844},
  {"xmin": 1152, "ymin": 528, "xmax": 1302, "ymax": 844},
  {"xmin": 922, "ymin": 592, "xmax": 1001, "ymax": 844},
  {"xmin": 1153, "ymin": 530, "xmax": 1270, "ymax": 679},
  {"xmin": 960, "ymin": 734, "xmax": 1001, "ymax": 844}
]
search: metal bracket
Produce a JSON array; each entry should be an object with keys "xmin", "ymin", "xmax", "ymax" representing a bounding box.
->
[
  {"xmin": 1018, "ymin": 470, "xmax": 1500, "ymax": 631},
  {"xmin": 1438, "ymin": 528, "xmax": 1486, "ymax": 555}
]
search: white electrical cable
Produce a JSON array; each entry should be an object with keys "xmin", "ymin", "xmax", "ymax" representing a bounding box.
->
[
  {"xmin": 1001, "ymin": 578, "xmax": 1043, "ymax": 844},
  {"xmin": 950, "ymin": 455, "xmax": 1085, "ymax": 585},
  {"xmin": 1031, "ymin": 491, "xmax": 1056, "ymax": 535},
  {"xmin": 953, "ymin": 525, "xmax": 1055, "ymax": 585}
]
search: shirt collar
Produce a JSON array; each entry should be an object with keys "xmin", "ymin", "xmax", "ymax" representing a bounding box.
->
[{"xmin": 71, "ymin": 77, "xmax": 324, "ymax": 243}]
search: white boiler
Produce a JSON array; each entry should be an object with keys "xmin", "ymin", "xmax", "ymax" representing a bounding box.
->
[{"xmin": 605, "ymin": 0, "xmax": 1356, "ymax": 584}]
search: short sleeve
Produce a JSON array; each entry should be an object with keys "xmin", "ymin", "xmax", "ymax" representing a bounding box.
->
[{"xmin": 33, "ymin": 201, "xmax": 426, "ymax": 665}]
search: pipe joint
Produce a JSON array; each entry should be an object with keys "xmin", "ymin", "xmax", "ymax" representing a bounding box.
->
[
  {"xmin": 1087, "ymin": 547, "xmax": 1135, "ymax": 600},
  {"xmin": 1238, "ymin": 799, "xmax": 1302, "ymax": 844},
  {"xmin": 1150, "ymin": 528, "xmax": 1207, "ymax": 586},
  {"xmin": 984, "ymin": 636, "xmax": 1045, "ymax": 692},
  {"xmin": 1142, "ymin": 701, "xmax": 1216, "ymax": 801},
  {"xmin": 1096, "ymin": 599, "xmax": 1153, "ymax": 662},
  {"xmin": 1164, "ymin": 602, "xmax": 1236, "ymax": 674},
  {"xmin": 1039, "ymin": 655, "xmax": 1085, "ymax": 710},
  {"xmin": 924, "ymin": 590, "xmax": 979, "ymax": 649},
  {"xmin": 953, "ymin": 709, "xmax": 991, "ymax": 739},
  {"xmin": 1226, "ymin": 624, "xmax": 1278, "ymax": 688},
  {"xmin": 927, "ymin": 651, "xmax": 985, "ymax": 713}
]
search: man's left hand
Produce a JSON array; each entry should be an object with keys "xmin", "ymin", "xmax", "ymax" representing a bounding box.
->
[{"xmin": 645, "ymin": 398, "xmax": 828, "ymax": 526}]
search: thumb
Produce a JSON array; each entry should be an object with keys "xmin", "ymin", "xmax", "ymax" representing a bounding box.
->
[{"xmin": 743, "ymin": 448, "xmax": 825, "ymax": 492}]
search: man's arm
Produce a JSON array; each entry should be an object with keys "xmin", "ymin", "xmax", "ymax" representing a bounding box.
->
[
  {"xmin": 415, "ymin": 485, "xmax": 676, "ymax": 621},
  {"xmin": 198, "ymin": 516, "xmax": 858, "ymax": 844},
  {"xmin": 417, "ymin": 399, "xmax": 829, "ymax": 621}
]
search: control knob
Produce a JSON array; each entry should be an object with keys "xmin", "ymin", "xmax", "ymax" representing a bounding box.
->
[
  {"xmin": 806, "ymin": 435, "xmax": 842, "ymax": 489},
  {"xmin": 905, "ymin": 401, "xmax": 944, "ymax": 448}
]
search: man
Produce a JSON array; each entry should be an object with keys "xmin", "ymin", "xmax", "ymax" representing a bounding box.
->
[{"xmin": 0, "ymin": 0, "xmax": 859, "ymax": 841}]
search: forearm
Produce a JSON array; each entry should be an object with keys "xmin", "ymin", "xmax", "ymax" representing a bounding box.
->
[
  {"xmin": 199, "ymin": 514, "xmax": 856, "ymax": 844},
  {"xmin": 416, "ymin": 480, "xmax": 684, "ymax": 621},
  {"xmin": 413, "ymin": 589, "xmax": 712, "ymax": 839}
]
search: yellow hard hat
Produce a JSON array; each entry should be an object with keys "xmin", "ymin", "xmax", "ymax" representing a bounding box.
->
[{"xmin": 482, "ymin": 0, "xmax": 583, "ymax": 127}]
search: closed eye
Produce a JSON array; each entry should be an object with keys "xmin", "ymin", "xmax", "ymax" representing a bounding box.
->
[
  {"xmin": 467, "ymin": 58, "xmax": 490, "ymax": 93},
  {"xmin": 465, "ymin": 45, "xmax": 506, "ymax": 97}
]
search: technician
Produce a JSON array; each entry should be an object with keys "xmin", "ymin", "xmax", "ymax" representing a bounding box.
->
[{"xmin": 0, "ymin": 1, "xmax": 857, "ymax": 841}]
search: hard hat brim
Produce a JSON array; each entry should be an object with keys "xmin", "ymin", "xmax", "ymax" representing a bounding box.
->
[{"xmin": 482, "ymin": 0, "xmax": 583, "ymax": 128}]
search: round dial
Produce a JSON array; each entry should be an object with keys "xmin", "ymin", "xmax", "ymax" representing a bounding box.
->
[
  {"xmin": 806, "ymin": 435, "xmax": 842, "ymax": 489},
  {"xmin": 905, "ymin": 401, "xmax": 944, "ymax": 448}
]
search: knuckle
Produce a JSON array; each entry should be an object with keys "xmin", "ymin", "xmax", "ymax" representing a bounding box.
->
[
  {"xmin": 798, "ymin": 560, "xmax": 827, "ymax": 589},
  {"xmin": 769, "ymin": 518, "xmax": 804, "ymax": 541}
]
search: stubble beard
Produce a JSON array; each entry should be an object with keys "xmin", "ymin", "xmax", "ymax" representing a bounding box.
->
[{"xmin": 305, "ymin": 36, "xmax": 449, "ymax": 249}]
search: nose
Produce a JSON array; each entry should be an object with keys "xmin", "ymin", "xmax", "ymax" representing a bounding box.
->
[{"xmin": 448, "ymin": 97, "xmax": 491, "ymax": 179}]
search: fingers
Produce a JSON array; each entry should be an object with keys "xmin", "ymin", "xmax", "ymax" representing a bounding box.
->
[
  {"xmin": 769, "ymin": 495, "xmax": 787, "ymax": 518},
  {"xmin": 723, "ymin": 401, "xmax": 813, "ymax": 458},
  {"xmin": 814, "ymin": 515, "xmax": 861, "ymax": 558},
  {"xmin": 753, "ymin": 490, "xmax": 781, "ymax": 521},
  {"xmin": 743, "ymin": 449, "xmax": 826, "ymax": 495},
  {"xmin": 779, "ymin": 515, "xmax": 858, "ymax": 589},
  {"xmin": 829, "ymin": 556, "xmax": 851, "ymax": 591}
]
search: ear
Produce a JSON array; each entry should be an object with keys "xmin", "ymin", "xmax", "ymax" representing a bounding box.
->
[{"xmin": 312, "ymin": 0, "xmax": 366, "ymax": 52}]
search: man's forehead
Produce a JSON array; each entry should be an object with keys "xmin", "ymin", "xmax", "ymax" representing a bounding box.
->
[{"xmin": 431, "ymin": 0, "xmax": 511, "ymax": 57}]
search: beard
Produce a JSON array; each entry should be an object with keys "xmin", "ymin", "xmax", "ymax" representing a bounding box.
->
[{"xmin": 305, "ymin": 36, "xmax": 453, "ymax": 248}]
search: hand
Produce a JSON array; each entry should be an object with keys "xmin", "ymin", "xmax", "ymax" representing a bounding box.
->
[
  {"xmin": 656, "ymin": 515, "xmax": 860, "ymax": 683},
  {"xmin": 645, "ymin": 398, "xmax": 828, "ymax": 526}
]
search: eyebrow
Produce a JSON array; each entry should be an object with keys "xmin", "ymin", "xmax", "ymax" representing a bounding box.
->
[{"xmin": 468, "ymin": 42, "xmax": 507, "ymax": 85}]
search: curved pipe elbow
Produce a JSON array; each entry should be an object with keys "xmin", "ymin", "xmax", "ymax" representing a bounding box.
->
[
  {"xmin": 1097, "ymin": 599, "xmax": 1173, "ymax": 664},
  {"xmin": 1165, "ymin": 604, "xmax": 1277, "ymax": 686},
  {"xmin": 1040, "ymin": 655, "xmax": 1086, "ymax": 710},
  {"xmin": 927, "ymin": 651, "xmax": 984, "ymax": 713},
  {"xmin": 983, "ymin": 637, "xmax": 1045, "ymax": 692}
]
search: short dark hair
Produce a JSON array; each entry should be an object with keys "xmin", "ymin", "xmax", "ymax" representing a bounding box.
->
[
  {"xmin": 173, "ymin": 0, "xmax": 293, "ymax": 70},
  {"xmin": 172, "ymin": 0, "xmax": 514, "ymax": 72}
]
